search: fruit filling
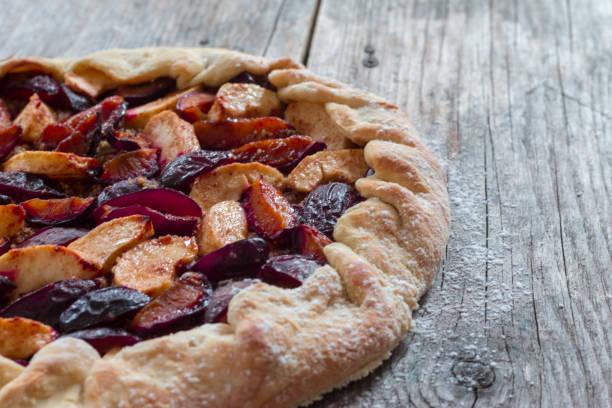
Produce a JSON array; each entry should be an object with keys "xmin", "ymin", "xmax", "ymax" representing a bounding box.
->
[{"xmin": 0, "ymin": 69, "xmax": 363, "ymax": 360}]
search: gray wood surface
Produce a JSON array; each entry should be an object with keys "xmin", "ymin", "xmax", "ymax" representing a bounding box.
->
[{"xmin": 1, "ymin": 0, "xmax": 610, "ymax": 407}]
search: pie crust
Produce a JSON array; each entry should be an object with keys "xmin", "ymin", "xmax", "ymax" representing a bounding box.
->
[{"xmin": 0, "ymin": 47, "xmax": 450, "ymax": 408}]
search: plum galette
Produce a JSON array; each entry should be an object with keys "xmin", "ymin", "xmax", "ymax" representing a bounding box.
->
[{"xmin": 0, "ymin": 48, "xmax": 449, "ymax": 407}]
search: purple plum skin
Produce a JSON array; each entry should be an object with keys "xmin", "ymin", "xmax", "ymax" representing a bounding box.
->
[
  {"xmin": 65, "ymin": 327, "xmax": 140, "ymax": 354},
  {"xmin": 0, "ymin": 172, "xmax": 65, "ymax": 201},
  {"xmin": 16, "ymin": 227, "xmax": 88, "ymax": 248},
  {"xmin": 160, "ymin": 150, "xmax": 235, "ymax": 192},
  {"xmin": 97, "ymin": 205, "xmax": 198, "ymax": 236},
  {"xmin": 204, "ymin": 279, "xmax": 258, "ymax": 323},
  {"xmin": 258, "ymin": 255, "xmax": 320, "ymax": 288}
]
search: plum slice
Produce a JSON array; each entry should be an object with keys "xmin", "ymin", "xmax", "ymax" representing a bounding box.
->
[
  {"xmin": 259, "ymin": 254, "xmax": 320, "ymax": 288},
  {"xmin": 229, "ymin": 71, "xmax": 275, "ymax": 91},
  {"xmin": 16, "ymin": 227, "xmax": 88, "ymax": 248},
  {"xmin": 97, "ymin": 205, "xmax": 198, "ymax": 237},
  {"xmin": 59, "ymin": 286, "xmax": 151, "ymax": 333},
  {"xmin": 299, "ymin": 182, "xmax": 361, "ymax": 238},
  {"xmin": 0, "ymin": 124, "xmax": 21, "ymax": 161},
  {"xmin": 21, "ymin": 197, "xmax": 94, "ymax": 226},
  {"xmin": 99, "ymin": 148, "xmax": 159, "ymax": 183},
  {"xmin": 233, "ymin": 135, "xmax": 326, "ymax": 173},
  {"xmin": 175, "ymin": 91, "xmax": 215, "ymax": 123},
  {"xmin": 0, "ymin": 236, "xmax": 10, "ymax": 257},
  {"xmin": 0, "ymin": 172, "xmax": 64, "ymax": 202},
  {"xmin": 0, "ymin": 278, "xmax": 101, "ymax": 328},
  {"xmin": 204, "ymin": 279, "xmax": 257, "ymax": 323},
  {"xmin": 0, "ymin": 274, "xmax": 16, "ymax": 307},
  {"xmin": 65, "ymin": 327, "xmax": 140, "ymax": 354},
  {"xmin": 242, "ymin": 179, "xmax": 297, "ymax": 240},
  {"xmin": 130, "ymin": 272, "xmax": 212, "ymax": 335},
  {"xmin": 94, "ymin": 187, "xmax": 202, "ymax": 219},
  {"xmin": 159, "ymin": 150, "xmax": 235, "ymax": 192},
  {"xmin": 0, "ymin": 98, "xmax": 11, "ymax": 126},
  {"xmin": 96, "ymin": 177, "xmax": 159, "ymax": 206},
  {"xmin": 191, "ymin": 238, "xmax": 270, "ymax": 283},
  {"xmin": 111, "ymin": 77, "xmax": 175, "ymax": 108},
  {"xmin": 194, "ymin": 117, "xmax": 294, "ymax": 150},
  {"xmin": 291, "ymin": 224, "xmax": 332, "ymax": 264},
  {"xmin": 0, "ymin": 74, "xmax": 92, "ymax": 111}
]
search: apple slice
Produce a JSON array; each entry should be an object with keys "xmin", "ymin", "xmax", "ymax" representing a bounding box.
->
[
  {"xmin": 0, "ymin": 204, "xmax": 26, "ymax": 238},
  {"xmin": 286, "ymin": 149, "xmax": 369, "ymax": 192},
  {"xmin": 0, "ymin": 125, "xmax": 22, "ymax": 161},
  {"xmin": 189, "ymin": 162, "xmax": 284, "ymax": 215},
  {"xmin": 0, "ymin": 245, "xmax": 101, "ymax": 298},
  {"xmin": 21, "ymin": 197, "xmax": 94, "ymax": 226},
  {"xmin": 13, "ymin": 94, "xmax": 56, "ymax": 144},
  {"xmin": 175, "ymin": 91, "xmax": 215, "ymax": 123},
  {"xmin": 142, "ymin": 110, "xmax": 200, "ymax": 168},
  {"xmin": 194, "ymin": 116, "xmax": 294, "ymax": 150},
  {"xmin": 242, "ymin": 179, "xmax": 297, "ymax": 240},
  {"xmin": 112, "ymin": 235, "xmax": 198, "ymax": 298},
  {"xmin": 284, "ymin": 102, "xmax": 355, "ymax": 150},
  {"xmin": 0, "ymin": 317, "xmax": 58, "ymax": 359},
  {"xmin": 198, "ymin": 201, "xmax": 247, "ymax": 255},
  {"xmin": 67, "ymin": 214, "xmax": 154, "ymax": 272},
  {"xmin": 207, "ymin": 83, "xmax": 281, "ymax": 122},
  {"xmin": 124, "ymin": 86, "xmax": 199, "ymax": 129},
  {"xmin": 3, "ymin": 151, "xmax": 99, "ymax": 180}
]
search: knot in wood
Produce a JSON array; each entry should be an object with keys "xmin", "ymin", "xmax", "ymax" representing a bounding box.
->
[{"xmin": 451, "ymin": 359, "xmax": 495, "ymax": 389}]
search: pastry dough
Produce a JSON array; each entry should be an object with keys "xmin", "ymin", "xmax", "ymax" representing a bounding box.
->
[{"xmin": 0, "ymin": 48, "xmax": 449, "ymax": 408}]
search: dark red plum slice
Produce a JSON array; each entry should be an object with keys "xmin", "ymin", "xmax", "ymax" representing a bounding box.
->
[
  {"xmin": 259, "ymin": 254, "xmax": 320, "ymax": 289},
  {"xmin": 0, "ymin": 195, "xmax": 10, "ymax": 205},
  {"xmin": 242, "ymin": 179, "xmax": 297, "ymax": 240},
  {"xmin": 99, "ymin": 148, "xmax": 159, "ymax": 184},
  {"xmin": 204, "ymin": 279, "xmax": 258, "ymax": 323},
  {"xmin": 97, "ymin": 205, "xmax": 198, "ymax": 236},
  {"xmin": 130, "ymin": 272, "xmax": 212, "ymax": 335},
  {"xmin": 159, "ymin": 150, "xmax": 235, "ymax": 192},
  {"xmin": 59, "ymin": 286, "xmax": 151, "ymax": 333},
  {"xmin": 229, "ymin": 71, "xmax": 276, "ymax": 91},
  {"xmin": 291, "ymin": 224, "xmax": 332, "ymax": 264},
  {"xmin": 65, "ymin": 327, "xmax": 140, "ymax": 354},
  {"xmin": 21, "ymin": 197, "xmax": 94, "ymax": 226},
  {"xmin": 175, "ymin": 91, "xmax": 215, "ymax": 123},
  {"xmin": 111, "ymin": 77, "xmax": 175, "ymax": 107},
  {"xmin": 105, "ymin": 129, "xmax": 143, "ymax": 152},
  {"xmin": 96, "ymin": 177, "xmax": 159, "ymax": 206},
  {"xmin": 0, "ymin": 274, "xmax": 16, "ymax": 307},
  {"xmin": 0, "ymin": 172, "xmax": 65, "ymax": 201},
  {"xmin": 299, "ymin": 182, "xmax": 361, "ymax": 238},
  {"xmin": 0, "ymin": 236, "xmax": 10, "ymax": 256},
  {"xmin": 192, "ymin": 238, "xmax": 270, "ymax": 283},
  {"xmin": 94, "ymin": 187, "xmax": 202, "ymax": 219},
  {"xmin": 0, "ymin": 278, "xmax": 101, "ymax": 328},
  {"xmin": 0, "ymin": 124, "xmax": 21, "ymax": 161},
  {"xmin": 0, "ymin": 74, "xmax": 93, "ymax": 111},
  {"xmin": 0, "ymin": 98, "xmax": 11, "ymax": 125},
  {"xmin": 16, "ymin": 227, "xmax": 88, "ymax": 248},
  {"xmin": 194, "ymin": 117, "xmax": 294, "ymax": 150}
]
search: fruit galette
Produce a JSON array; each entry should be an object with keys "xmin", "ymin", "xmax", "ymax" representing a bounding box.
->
[{"xmin": 0, "ymin": 48, "xmax": 449, "ymax": 407}]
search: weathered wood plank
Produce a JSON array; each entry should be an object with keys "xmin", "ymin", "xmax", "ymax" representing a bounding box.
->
[
  {"xmin": 0, "ymin": 0, "xmax": 317, "ymax": 61},
  {"xmin": 307, "ymin": 0, "xmax": 612, "ymax": 407}
]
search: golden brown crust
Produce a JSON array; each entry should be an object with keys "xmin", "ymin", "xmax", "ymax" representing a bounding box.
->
[{"xmin": 0, "ymin": 48, "xmax": 449, "ymax": 408}]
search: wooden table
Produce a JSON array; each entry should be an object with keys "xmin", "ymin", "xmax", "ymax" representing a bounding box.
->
[{"xmin": 1, "ymin": 1, "xmax": 610, "ymax": 406}]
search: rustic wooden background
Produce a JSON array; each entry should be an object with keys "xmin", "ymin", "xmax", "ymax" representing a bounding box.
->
[{"xmin": 1, "ymin": 0, "xmax": 610, "ymax": 406}]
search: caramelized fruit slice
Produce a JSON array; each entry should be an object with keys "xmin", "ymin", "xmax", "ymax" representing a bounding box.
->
[
  {"xmin": 95, "ymin": 188, "xmax": 202, "ymax": 219},
  {"xmin": 96, "ymin": 177, "xmax": 159, "ymax": 206},
  {"xmin": 0, "ymin": 245, "xmax": 101, "ymax": 299},
  {"xmin": 233, "ymin": 135, "xmax": 326, "ymax": 173},
  {"xmin": 0, "ymin": 204, "xmax": 26, "ymax": 238},
  {"xmin": 291, "ymin": 224, "xmax": 332, "ymax": 263},
  {"xmin": 0, "ymin": 317, "xmax": 58, "ymax": 359},
  {"xmin": 123, "ymin": 86, "xmax": 198, "ymax": 129},
  {"xmin": 16, "ymin": 227, "xmax": 87, "ymax": 248},
  {"xmin": 194, "ymin": 117, "xmax": 293, "ymax": 150},
  {"xmin": 176, "ymin": 91, "xmax": 215, "ymax": 123},
  {"xmin": 0, "ymin": 171, "xmax": 65, "ymax": 201},
  {"xmin": 112, "ymin": 236, "xmax": 198, "ymax": 297},
  {"xmin": 50, "ymin": 111, "xmax": 100, "ymax": 156},
  {"xmin": 21, "ymin": 197, "xmax": 94, "ymax": 226},
  {"xmin": 3, "ymin": 151, "xmax": 99, "ymax": 180},
  {"xmin": 204, "ymin": 279, "xmax": 257, "ymax": 323},
  {"xmin": 192, "ymin": 238, "xmax": 269, "ymax": 283},
  {"xmin": 106, "ymin": 129, "xmax": 144, "ymax": 152},
  {"xmin": 68, "ymin": 215, "xmax": 154, "ymax": 272},
  {"xmin": 112, "ymin": 77, "xmax": 175, "ymax": 107},
  {"xmin": 160, "ymin": 150, "xmax": 235, "ymax": 192},
  {"xmin": 259, "ymin": 254, "xmax": 320, "ymax": 288},
  {"xmin": 0, "ymin": 74, "xmax": 92, "ymax": 111},
  {"xmin": 189, "ymin": 162, "xmax": 284, "ymax": 215},
  {"xmin": 198, "ymin": 201, "xmax": 247, "ymax": 256},
  {"xmin": 207, "ymin": 83, "xmax": 281, "ymax": 122},
  {"xmin": 99, "ymin": 148, "xmax": 159, "ymax": 184},
  {"xmin": 0, "ymin": 278, "xmax": 100, "ymax": 327},
  {"xmin": 0, "ymin": 237, "xmax": 10, "ymax": 257},
  {"xmin": 142, "ymin": 111, "xmax": 200, "ymax": 168},
  {"xmin": 299, "ymin": 182, "xmax": 360, "ymax": 237},
  {"xmin": 130, "ymin": 272, "xmax": 212, "ymax": 335},
  {"xmin": 0, "ymin": 98, "xmax": 11, "ymax": 127},
  {"xmin": 59, "ymin": 286, "xmax": 151, "ymax": 333},
  {"xmin": 13, "ymin": 94, "xmax": 55, "ymax": 145},
  {"xmin": 243, "ymin": 179, "xmax": 297, "ymax": 240},
  {"xmin": 97, "ymin": 205, "xmax": 198, "ymax": 237},
  {"xmin": 66, "ymin": 327, "xmax": 140, "ymax": 354},
  {"xmin": 0, "ymin": 125, "xmax": 22, "ymax": 161},
  {"xmin": 284, "ymin": 102, "xmax": 355, "ymax": 150}
]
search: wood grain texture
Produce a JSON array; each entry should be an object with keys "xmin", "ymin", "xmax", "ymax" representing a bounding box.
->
[
  {"xmin": 0, "ymin": 0, "xmax": 610, "ymax": 407},
  {"xmin": 307, "ymin": 0, "xmax": 612, "ymax": 407}
]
